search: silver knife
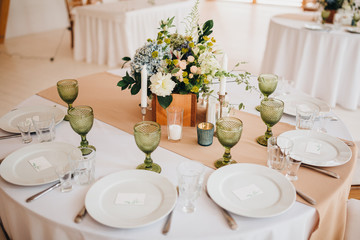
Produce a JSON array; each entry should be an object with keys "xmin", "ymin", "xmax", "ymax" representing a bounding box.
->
[
  {"xmin": 205, "ymin": 188, "xmax": 238, "ymax": 230},
  {"xmin": 0, "ymin": 134, "xmax": 21, "ymax": 140},
  {"xmin": 74, "ymin": 205, "xmax": 87, "ymax": 223},
  {"xmin": 301, "ymin": 164, "xmax": 340, "ymax": 179},
  {"xmin": 296, "ymin": 189, "xmax": 316, "ymax": 205},
  {"xmin": 162, "ymin": 186, "xmax": 179, "ymax": 234},
  {"xmin": 26, "ymin": 181, "xmax": 61, "ymax": 203}
]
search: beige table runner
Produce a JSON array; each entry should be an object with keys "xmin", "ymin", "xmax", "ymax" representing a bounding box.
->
[{"xmin": 38, "ymin": 72, "xmax": 357, "ymax": 240}]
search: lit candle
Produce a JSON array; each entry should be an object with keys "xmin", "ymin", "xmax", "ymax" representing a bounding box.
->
[{"xmin": 141, "ymin": 65, "xmax": 147, "ymax": 108}]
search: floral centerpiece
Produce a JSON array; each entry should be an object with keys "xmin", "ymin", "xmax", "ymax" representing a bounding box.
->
[{"xmin": 117, "ymin": 0, "xmax": 253, "ymax": 110}]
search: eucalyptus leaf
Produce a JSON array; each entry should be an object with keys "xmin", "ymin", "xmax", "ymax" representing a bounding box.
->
[
  {"xmin": 171, "ymin": 68, "xmax": 180, "ymax": 74},
  {"xmin": 122, "ymin": 56, "xmax": 131, "ymax": 61}
]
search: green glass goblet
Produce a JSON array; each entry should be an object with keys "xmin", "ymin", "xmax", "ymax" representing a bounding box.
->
[
  {"xmin": 214, "ymin": 117, "xmax": 243, "ymax": 169},
  {"xmin": 68, "ymin": 105, "xmax": 96, "ymax": 151},
  {"xmin": 256, "ymin": 98, "xmax": 284, "ymax": 146},
  {"xmin": 134, "ymin": 121, "xmax": 161, "ymax": 173},
  {"xmin": 57, "ymin": 79, "xmax": 78, "ymax": 121},
  {"xmin": 255, "ymin": 73, "xmax": 278, "ymax": 111}
]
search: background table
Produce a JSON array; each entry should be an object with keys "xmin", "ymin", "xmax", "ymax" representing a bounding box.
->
[
  {"xmin": 0, "ymin": 69, "xmax": 356, "ymax": 239},
  {"xmin": 73, "ymin": 0, "xmax": 193, "ymax": 67},
  {"xmin": 260, "ymin": 13, "xmax": 360, "ymax": 110}
]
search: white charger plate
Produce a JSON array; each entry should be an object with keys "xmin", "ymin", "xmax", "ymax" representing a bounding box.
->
[
  {"xmin": 207, "ymin": 163, "xmax": 295, "ymax": 218},
  {"xmin": 346, "ymin": 27, "xmax": 360, "ymax": 34},
  {"xmin": 279, "ymin": 130, "xmax": 352, "ymax": 167},
  {"xmin": 0, "ymin": 142, "xmax": 81, "ymax": 186},
  {"xmin": 0, "ymin": 105, "xmax": 65, "ymax": 133},
  {"xmin": 85, "ymin": 170, "xmax": 177, "ymax": 229},
  {"xmin": 276, "ymin": 94, "xmax": 330, "ymax": 116}
]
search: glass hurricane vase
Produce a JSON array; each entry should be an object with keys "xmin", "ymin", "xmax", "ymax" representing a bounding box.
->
[
  {"xmin": 134, "ymin": 121, "xmax": 161, "ymax": 173},
  {"xmin": 214, "ymin": 117, "xmax": 243, "ymax": 169},
  {"xmin": 57, "ymin": 79, "xmax": 78, "ymax": 121},
  {"xmin": 256, "ymin": 98, "xmax": 284, "ymax": 146}
]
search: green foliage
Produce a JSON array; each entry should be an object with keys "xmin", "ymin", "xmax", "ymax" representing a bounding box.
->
[{"xmin": 157, "ymin": 95, "xmax": 173, "ymax": 109}]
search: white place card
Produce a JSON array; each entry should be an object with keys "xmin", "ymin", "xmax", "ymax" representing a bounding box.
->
[
  {"xmin": 306, "ymin": 142, "xmax": 321, "ymax": 155},
  {"xmin": 28, "ymin": 156, "xmax": 52, "ymax": 172},
  {"xmin": 233, "ymin": 184, "xmax": 264, "ymax": 201},
  {"xmin": 115, "ymin": 193, "xmax": 146, "ymax": 206}
]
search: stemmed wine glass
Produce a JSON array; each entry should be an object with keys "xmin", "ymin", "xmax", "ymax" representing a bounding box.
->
[
  {"xmin": 255, "ymin": 74, "xmax": 278, "ymax": 111},
  {"xmin": 134, "ymin": 121, "xmax": 161, "ymax": 173},
  {"xmin": 68, "ymin": 105, "xmax": 96, "ymax": 151},
  {"xmin": 256, "ymin": 98, "xmax": 284, "ymax": 146},
  {"xmin": 214, "ymin": 117, "xmax": 243, "ymax": 169},
  {"xmin": 57, "ymin": 79, "xmax": 78, "ymax": 121}
]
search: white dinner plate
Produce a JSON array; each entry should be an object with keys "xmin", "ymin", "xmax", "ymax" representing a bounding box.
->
[
  {"xmin": 85, "ymin": 170, "xmax": 177, "ymax": 229},
  {"xmin": 207, "ymin": 163, "xmax": 296, "ymax": 218},
  {"xmin": 0, "ymin": 142, "xmax": 81, "ymax": 186},
  {"xmin": 304, "ymin": 23, "xmax": 331, "ymax": 31},
  {"xmin": 279, "ymin": 130, "xmax": 352, "ymax": 167},
  {"xmin": 346, "ymin": 27, "xmax": 360, "ymax": 34},
  {"xmin": 276, "ymin": 94, "xmax": 330, "ymax": 116},
  {"xmin": 0, "ymin": 105, "xmax": 65, "ymax": 133}
]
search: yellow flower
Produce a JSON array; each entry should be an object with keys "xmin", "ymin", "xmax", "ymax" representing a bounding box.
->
[
  {"xmin": 185, "ymin": 36, "xmax": 193, "ymax": 41},
  {"xmin": 183, "ymin": 78, "xmax": 189, "ymax": 84},
  {"xmin": 157, "ymin": 39, "xmax": 163, "ymax": 45},
  {"xmin": 173, "ymin": 59, "xmax": 179, "ymax": 65},
  {"xmin": 181, "ymin": 48, "xmax": 188, "ymax": 53},
  {"xmin": 182, "ymin": 71, "xmax": 188, "ymax": 77},
  {"xmin": 152, "ymin": 51, "xmax": 159, "ymax": 58},
  {"xmin": 191, "ymin": 86, "xmax": 199, "ymax": 93},
  {"xmin": 147, "ymin": 38, "xmax": 153, "ymax": 42},
  {"xmin": 204, "ymin": 78, "xmax": 209, "ymax": 84},
  {"xmin": 211, "ymin": 37, "xmax": 216, "ymax": 43},
  {"xmin": 164, "ymin": 38, "xmax": 171, "ymax": 44},
  {"xmin": 189, "ymin": 42, "xmax": 195, "ymax": 48},
  {"xmin": 165, "ymin": 59, "xmax": 172, "ymax": 65},
  {"xmin": 203, "ymin": 36, "xmax": 210, "ymax": 41},
  {"xmin": 208, "ymin": 42, "xmax": 213, "ymax": 47}
]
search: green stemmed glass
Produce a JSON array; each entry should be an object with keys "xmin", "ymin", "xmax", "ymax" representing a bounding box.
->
[
  {"xmin": 255, "ymin": 74, "xmax": 278, "ymax": 111},
  {"xmin": 134, "ymin": 121, "xmax": 161, "ymax": 173},
  {"xmin": 214, "ymin": 117, "xmax": 243, "ymax": 169},
  {"xmin": 256, "ymin": 98, "xmax": 284, "ymax": 146},
  {"xmin": 68, "ymin": 105, "xmax": 96, "ymax": 151},
  {"xmin": 57, "ymin": 79, "xmax": 78, "ymax": 121}
]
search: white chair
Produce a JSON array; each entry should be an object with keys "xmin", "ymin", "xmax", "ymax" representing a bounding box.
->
[{"xmin": 345, "ymin": 199, "xmax": 360, "ymax": 240}]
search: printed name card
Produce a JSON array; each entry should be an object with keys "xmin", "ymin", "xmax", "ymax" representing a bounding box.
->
[
  {"xmin": 306, "ymin": 142, "xmax": 321, "ymax": 154},
  {"xmin": 28, "ymin": 156, "xmax": 52, "ymax": 172},
  {"xmin": 233, "ymin": 184, "xmax": 264, "ymax": 201},
  {"xmin": 115, "ymin": 193, "xmax": 146, "ymax": 206}
]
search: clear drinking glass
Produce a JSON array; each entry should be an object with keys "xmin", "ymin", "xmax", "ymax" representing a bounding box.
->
[
  {"xmin": 177, "ymin": 161, "xmax": 205, "ymax": 213},
  {"xmin": 72, "ymin": 147, "xmax": 96, "ymax": 185},
  {"xmin": 16, "ymin": 119, "xmax": 32, "ymax": 143},
  {"xmin": 267, "ymin": 136, "xmax": 293, "ymax": 171},
  {"xmin": 32, "ymin": 113, "xmax": 56, "ymax": 142},
  {"xmin": 285, "ymin": 155, "xmax": 302, "ymax": 181},
  {"xmin": 295, "ymin": 104, "xmax": 319, "ymax": 130}
]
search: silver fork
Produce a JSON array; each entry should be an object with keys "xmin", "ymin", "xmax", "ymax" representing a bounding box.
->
[{"xmin": 162, "ymin": 186, "xmax": 179, "ymax": 235}]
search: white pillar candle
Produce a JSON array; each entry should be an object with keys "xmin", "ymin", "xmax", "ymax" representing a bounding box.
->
[
  {"xmin": 219, "ymin": 76, "xmax": 226, "ymax": 95},
  {"xmin": 140, "ymin": 65, "xmax": 148, "ymax": 108},
  {"xmin": 222, "ymin": 54, "xmax": 228, "ymax": 72},
  {"xmin": 169, "ymin": 124, "xmax": 182, "ymax": 140}
]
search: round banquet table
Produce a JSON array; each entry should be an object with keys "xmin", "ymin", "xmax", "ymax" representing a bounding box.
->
[
  {"xmin": 260, "ymin": 13, "xmax": 360, "ymax": 110},
  {"xmin": 0, "ymin": 70, "xmax": 357, "ymax": 240}
]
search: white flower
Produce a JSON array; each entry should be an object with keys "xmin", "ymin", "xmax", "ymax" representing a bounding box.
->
[
  {"xmin": 187, "ymin": 56, "xmax": 195, "ymax": 62},
  {"xmin": 150, "ymin": 72, "xmax": 176, "ymax": 97},
  {"xmin": 179, "ymin": 60, "xmax": 187, "ymax": 70},
  {"xmin": 198, "ymin": 51, "xmax": 220, "ymax": 75}
]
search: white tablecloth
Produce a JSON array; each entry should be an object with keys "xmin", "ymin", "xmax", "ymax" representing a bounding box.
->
[
  {"xmin": 260, "ymin": 13, "xmax": 360, "ymax": 110},
  {"xmin": 73, "ymin": 0, "xmax": 193, "ymax": 67},
  {"xmin": 0, "ymin": 70, "xmax": 354, "ymax": 239}
]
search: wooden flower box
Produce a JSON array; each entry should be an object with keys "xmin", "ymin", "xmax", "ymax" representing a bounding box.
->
[{"xmin": 152, "ymin": 94, "xmax": 197, "ymax": 127}]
